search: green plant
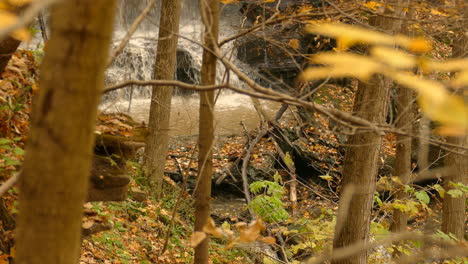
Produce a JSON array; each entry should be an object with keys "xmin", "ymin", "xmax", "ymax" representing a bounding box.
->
[
  {"xmin": 0, "ymin": 137, "xmax": 24, "ymax": 169},
  {"xmin": 248, "ymin": 174, "xmax": 289, "ymax": 223}
]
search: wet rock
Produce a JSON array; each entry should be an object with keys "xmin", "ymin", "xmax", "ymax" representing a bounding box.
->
[
  {"xmin": 236, "ymin": 2, "xmax": 336, "ymax": 91},
  {"xmin": 175, "ymin": 49, "xmax": 199, "ymax": 96}
]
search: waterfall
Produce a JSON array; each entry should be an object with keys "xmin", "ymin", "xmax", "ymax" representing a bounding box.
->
[
  {"xmin": 105, "ymin": 0, "xmax": 247, "ymax": 101},
  {"xmin": 102, "ymin": 1, "xmax": 277, "ymax": 136}
]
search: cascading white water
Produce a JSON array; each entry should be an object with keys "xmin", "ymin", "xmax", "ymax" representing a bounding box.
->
[{"xmin": 103, "ymin": 1, "xmax": 285, "ymax": 136}]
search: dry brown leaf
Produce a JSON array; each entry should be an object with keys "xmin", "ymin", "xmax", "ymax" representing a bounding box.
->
[
  {"xmin": 202, "ymin": 217, "xmax": 224, "ymax": 238},
  {"xmin": 190, "ymin": 231, "xmax": 206, "ymax": 248},
  {"xmin": 82, "ymin": 221, "xmax": 94, "ymax": 229},
  {"xmin": 258, "ymin": 236, "xmax": 276, "ymax": 245},
  {"xmin": 237, "ymin": 219, "xmax": 266, "ymax": 243}
]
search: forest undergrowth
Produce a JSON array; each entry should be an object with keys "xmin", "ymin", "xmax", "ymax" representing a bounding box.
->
[
  {"xmin": 1, "ymin": 0, "xmax": 467, "ymax": 263},
  {"xmin": 0, "ymin": 51, "xmax": 457, "ymax": 263}
]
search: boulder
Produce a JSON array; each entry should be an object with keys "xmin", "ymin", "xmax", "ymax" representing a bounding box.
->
[{"xmin": 87, "ymin": 155, "xmax": 130, "ymax": 202}]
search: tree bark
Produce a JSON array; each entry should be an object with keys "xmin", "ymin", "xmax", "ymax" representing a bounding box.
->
[
  {"xmin": 391, "ymin": 2, "xmax": 413, "ymax": 234},
  {"xmin": 332, "ymin": 4, "xmax": 402, "ymax": 264},
  {"xmin": 441, "ymin": 0, "xmax": 467, "ymax": 240},
  {"xmin": 194, "ymin": 0, "xmax": 219, "ymax": 263},
  {"xmin": 390, "ymin": 87, "xmax": 413, "ymax": 232},
  {"xmin": 15, "ymin": 1, "xmax": 116, "ymax": 264},
  {"xmin": 144, "ymin": 0, "xmax": 181, "ymax": 196}
]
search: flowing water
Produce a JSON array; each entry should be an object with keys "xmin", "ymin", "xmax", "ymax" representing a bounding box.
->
[
  {"xmin": 20, "ymin": 0, "xmax": 282, "ymax": 136},
  {"xmin": 103, "ymin": 0, "xmax": 282, "ymax": 136}
]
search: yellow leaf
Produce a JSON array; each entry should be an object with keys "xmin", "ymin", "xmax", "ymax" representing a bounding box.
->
[
  {"xmin": 190, "ymin": 232, "xmax": 206, "ymax": 248},
  {"xmin": 419, "ymin": 94, "xmax": 468, "ymax": 132},
  {"xmin": 289, "ymin": 38, "xmax": 300, "ymax": 50},
  {"xmin": 428, "ymin": 59, "xmax": 468, "ymax": 72},
  {"xmin": 0, "ymin": 10, "xmax": 31, "ymax": 41},
  {"xmin": 451, "ymin": 70, "xmax": 468, "ymax": 87},
  {"xmin": 306, "ymin": 23, "xmax": 399, "ymax": 47},
  {"xmin": 319, "ymin": 174, "xmax": 333, "ymax": 181},
  {"xmin": 301, "ymin": 52, "xmax": 381, "ymax": 81},
  {"xmin": 371, "ymin": 46, "xmax": 416, "ymax": 69},
  {"xmin": 434, "ymin": 126, "xmax": 467, "ymax": 136},
  {"xmin": 386, "ymin": 71, "xmax": 468, "ymax": 130},
  {"xmin": 301, "ymin": 66, "xmax": 372, "ymax": 81},
  {"xmin": 388, "ymin": 71, "xmax": 447, "ymax": 103},
  {"xmin": 306, "ymin": 23, "xmax": 430, "ymax": 53},
  {"xmin": 362, "ymin": 1, "xmax": 383, "ymax": 11},
  {"xmin": 336, "ymin": 36, "xmax": 356, "ymax": 51},
  {"xmin": 430, "ymin": 8, "xmax": 449, "ymax": 17},
  {"xmin": 407, "ymin": 37, "xmax": 432, "ymax": 53}
]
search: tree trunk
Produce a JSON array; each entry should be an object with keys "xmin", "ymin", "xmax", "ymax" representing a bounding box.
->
[
  {"xmin": 144, "ymin": 0, "xmax": 181, "ymax": 196},
  {"xmin": 15, "ymin": 1, "xmax": 116, "ymax": 264},
  {"xmin": 390, "ymin": 87, "xmax": 413, "ymax": 232},
  {"xmin": 441, "ymin": 0, "xmax": 467, "ymax": 240},
  {"xmin": 332, "ymin": 4, "xmax": 402, "ymax": 264},
  {"xmin": 391, "ymin": 2, "xmax": 413, "ymax": 234},
  {"xmin": 194, "ymin": 0, "xmax": 219, "ymax": 263}
]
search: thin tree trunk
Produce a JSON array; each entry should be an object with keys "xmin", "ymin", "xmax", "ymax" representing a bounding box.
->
[
  {"xmin": 332, "ymin": 4, "xmax": 402, "ymax": 263},
  {"xmin": 441, "ymin": 0, "xmax": 467, "ymax": 240},
  {"xmin": 144, "ymin": 0, "xmax": 181, "ymax": 196},
  {"xmin": 391, "ymin": 2, "xmax": 413, "ymax": 234},
  {"xmin": 15, "ymin": 1, "xmax": 116, "ymax": 263},
  {"xmin": 390, "ymin": 87, "xmax": 413, "ymax": 232},
  {"xmin": 194, "ymin": 0, "xmax": 219, "ymax": 263}
]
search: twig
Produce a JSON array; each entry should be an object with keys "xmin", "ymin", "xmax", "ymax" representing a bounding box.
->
[
  {"xmin": 0, "ymin": 170, "xmax": 21, "ymax": 197},
  {"xmin": 106, "ymin": 0, "xmax": 158, "ymax": 67},
  {"xmin": 160, "ymin": 148, "xmax": 196, "ymax": 255},
  {"xmin": 38, "ymin": 11, "xmax": 48, "ymax": 42},
  {"xmin": 240, "ymin": 124, "xmax": 269, "ymax": 204},
  {"xmin": 270, "ymin": 138, "xmax": 297, "ymax": 216}
]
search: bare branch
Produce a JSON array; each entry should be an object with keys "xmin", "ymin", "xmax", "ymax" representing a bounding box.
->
[{"xmin": 0, "ymin": 170, "xmax": 21, "ymax": 197}]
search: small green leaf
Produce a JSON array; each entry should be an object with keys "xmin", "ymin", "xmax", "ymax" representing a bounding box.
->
[
  {"xmin": 403, "ymin": 185, "xmax": 414, "ymax": 193},
  {"xmin": 14, "ymin": 147, "xmax": 24, "ymax": 155},
  {"xmin": 273, "ymin": 171, "xmax": 283, "ymax": 184},
  {"xmin": 433, "ymin": 184, "xmax": 445, "ymax": 198},
  {"xmin": 0, "ymin": 138, "xmax": 11, "ymax": 145},
  {"xmin": 284, "ymin": 152, "xmax": 294, "ymax": 168},
  {"xmin": 415, "ymin": 191, "xmax": 430, "ymax": 204},
  {"xmin": 374, "ymin": 194, "xmax": 383, "ymax": 207},
  {"xmin": 5, "ymin": 158, "xmax": 21, "ymax": 166},
  {"xmin": 447, "ymin": 189, "xmax": 463, "ymax": 198}
]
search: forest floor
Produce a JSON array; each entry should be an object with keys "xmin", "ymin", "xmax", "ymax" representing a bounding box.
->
[
  {"xmin": 1, "ymin": 1, "xmax": 466, "ymax": 263},
  {"xmin": 0, "ymin": 51, "xmax": 446, "ymax": 263}
]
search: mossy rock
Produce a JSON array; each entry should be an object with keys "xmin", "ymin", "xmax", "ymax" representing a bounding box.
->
[
  {"xmin": 87, "ymin": 155, "xmax": 130, "ymax": 202},
  {"xmin": 94, "ymin": 134, "xmax": 145, "ymax": 160}
]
